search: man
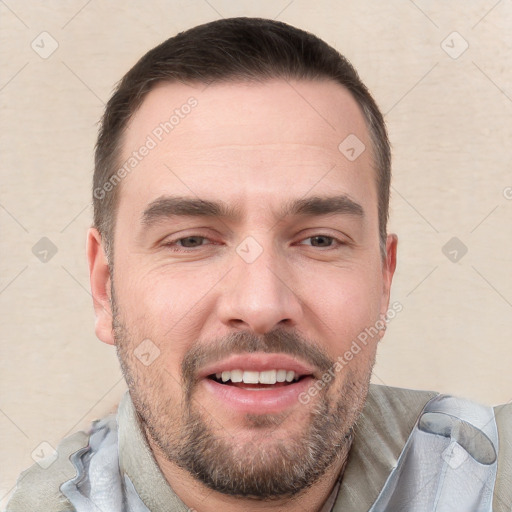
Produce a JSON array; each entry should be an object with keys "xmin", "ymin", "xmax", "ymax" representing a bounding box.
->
[{"xmin": 7, "ymin": 17, "xmax": 511, "ymax": 512}]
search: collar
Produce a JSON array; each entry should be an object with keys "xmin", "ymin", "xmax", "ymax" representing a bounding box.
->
[
  {"xmin": 117, "ymin": 393, "xmax": 189, "ymax": 511},
  {"xmin": 331, "ymin": 385, "xmax": 437, "ymax": 510}
]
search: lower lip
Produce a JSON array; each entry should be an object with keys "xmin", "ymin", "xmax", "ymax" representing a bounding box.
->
[{"xmin": 201, "ymin": 377, "xmax": 315, "ymax": 414}]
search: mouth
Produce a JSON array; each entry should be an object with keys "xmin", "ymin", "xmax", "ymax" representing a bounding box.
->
[{"xmin": 198, "ymin": 354, "xmax": 317, "ymax": 414}]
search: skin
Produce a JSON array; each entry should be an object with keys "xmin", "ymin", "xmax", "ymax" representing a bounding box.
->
[{"xmin": 87, "ymin": 79, "xmax": 397, "ymax": 512}]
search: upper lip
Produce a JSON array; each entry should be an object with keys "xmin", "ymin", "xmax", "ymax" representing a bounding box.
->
[{"xmin": 198, "ymin": 353, "xmax": 318, "ymax": 379}]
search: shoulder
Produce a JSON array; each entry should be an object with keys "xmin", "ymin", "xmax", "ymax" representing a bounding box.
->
[
  {"xmin": 493, "ymin": 401, "xmax": 512, "ymax": 510},
  {"xmin": 6, "ymin": 430, "xmax": 90, "ymax": 512},
  {"xmin": 366, "ymin": 383, "xmax": 438, "ymax": 410},
  {"xmin": 368, "ymin": 385, "xmax": 512, "ymax": 511},
  {"xmin": 363, "ymin": 384, "xmax": 438, "ymax": 435}
]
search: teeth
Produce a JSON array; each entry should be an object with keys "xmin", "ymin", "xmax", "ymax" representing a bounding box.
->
[
  {"xmin": 213, "ymin": 369, "xmax": 299, "ymax": 384},
  {"xmin": 243, "ymin": 370, "xmax": 260, "ymax": 384},
  {"xmin": 259, "ymin": 370, "xmax": 277, "ymax": 384},
  {"xmin": 276, "ymin": 369, "xmax": 287, "ymax": 382},
  {"xmin": 230, "ymin": 369, "xmax": 243, "ymax": 383}
]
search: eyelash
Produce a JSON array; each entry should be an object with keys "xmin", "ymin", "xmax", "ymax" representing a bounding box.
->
[
  {"xmin": 162, "ymin": 234, "xmax": 345, "ymax": 252},
  {"xmin": 163, "ymin": 236, "xmax": 216, "ymax": 251}
]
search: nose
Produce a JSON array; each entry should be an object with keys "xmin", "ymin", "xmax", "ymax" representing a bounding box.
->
[{"xmin": 216, "ymin": 243, "xmax": 303, "ymax": 335}]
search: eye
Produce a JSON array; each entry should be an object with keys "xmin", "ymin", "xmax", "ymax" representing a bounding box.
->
[
  {"xmin": 164, "ymin": 235, "xmax": 211, "ymax": 251},
  {"xmin": 174, "ymin": 236, "xmax": 209, "ymax": 248},
  {"xmin": 300, "ymin": 235, "xmax": 337, "ymax": 248}
]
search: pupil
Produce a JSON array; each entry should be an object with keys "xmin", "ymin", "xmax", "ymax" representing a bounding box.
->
[
  {"xmin": 311, "ymin": 236, "xmax": 331, "ymax": 247},
  {"xmin": 181, "ymin": 236, "xmax": 203, "ymax": 247}
]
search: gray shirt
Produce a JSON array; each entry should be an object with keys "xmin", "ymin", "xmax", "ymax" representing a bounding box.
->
[{"xmin": 7, "ymin": 385, "xmax": 512, "ymax": 511}]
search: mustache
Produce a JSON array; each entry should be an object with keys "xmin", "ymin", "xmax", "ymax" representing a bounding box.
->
[{"xmin": 181, "ymin": 329, "xmax": 335, "ymax": 391}]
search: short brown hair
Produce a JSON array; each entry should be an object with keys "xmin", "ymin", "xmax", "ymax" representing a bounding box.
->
[{"xmin": 93, "ymin": 17, "xmax": 391, "ymax": 259}]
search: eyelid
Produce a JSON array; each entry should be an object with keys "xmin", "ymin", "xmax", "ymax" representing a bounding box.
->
[
  {"xmin": 298, "ymin": 235, "xmax": 345, "ymax": 247},
  {"xmin": 295, "ymin": 228, "xmax": 351, "ymax": 245},
  {"xmin": 159, "ymin": 229, "xmax": 222, "ymax": 251},
  {"xmin": 164, "ymin": 234, "xmax": 214, "ymax": 245},
  {"xmin": 159, "ymin": 228, "xmax": 351, "ymax": 252}
]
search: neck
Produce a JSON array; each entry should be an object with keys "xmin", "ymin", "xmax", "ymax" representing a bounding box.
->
[{"xmin": 147, "ymin": 432, "xmax": 352, "ymax": 512}]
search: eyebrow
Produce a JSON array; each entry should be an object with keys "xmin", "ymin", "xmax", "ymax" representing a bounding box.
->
[
  {"xmin": 140, "ymin": 194, "xmax": 364, "ymax": 227},
  {"xmin": 284, "ymin": 195, "xmax": 364, "ymax": 218},
  {"xmin": 141, "ymin": 196, "xmax": 241, "ymax": 226}
]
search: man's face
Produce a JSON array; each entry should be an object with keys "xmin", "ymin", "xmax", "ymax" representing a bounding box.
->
[{"xmin": 89, "ymin": 79, "xmax": 397, "ymax": 497}]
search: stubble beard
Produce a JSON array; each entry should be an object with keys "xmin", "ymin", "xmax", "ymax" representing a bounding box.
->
[{"xmin": 112, "ymin": 295, "xmax": 374, "ymax": 499}]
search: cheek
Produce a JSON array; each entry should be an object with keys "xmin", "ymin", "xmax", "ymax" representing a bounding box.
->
[
  {"xmin": 113, "ymin": 258, "xmax": 187, "ymax": 328},
  {"xmin": 113, "ymin": 288, "xmax": 187, "ymax": 397},
  {"xmin": 303, "ymin": 267, "xmax": 384, "ymax": 355},
  {"xmin": 119, "ymin": 249, "xmax": 224, "ymax": 298},
  {"xmin": 113, "ymin": 263, "xmax": 213, "ymax": 367}
]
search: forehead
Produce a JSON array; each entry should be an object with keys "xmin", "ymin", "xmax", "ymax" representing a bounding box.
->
[
  {"xmin": 124, "ymin": 78, "xmax": 369, "ymax": 152},
  {"xmin": 117, "ymin": 79, "xmax": 375, "ymax": 219}
]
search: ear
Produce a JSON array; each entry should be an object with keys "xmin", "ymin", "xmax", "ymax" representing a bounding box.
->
[
  {"xmin": 86, "ymin": 227, "xmax": 115, "ymax": 345},
  {"xmin": 380, "ymin": 233, "xmax": 398, "ymax": 317}
]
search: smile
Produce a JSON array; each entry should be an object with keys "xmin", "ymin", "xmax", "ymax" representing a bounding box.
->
[
  {"xmin": 199, "ymin": 354, "xmax": 317, "ymax": 413},
  {"xmin": 211, "ymin": 369, "xmax": 301, "ymax": 387}
]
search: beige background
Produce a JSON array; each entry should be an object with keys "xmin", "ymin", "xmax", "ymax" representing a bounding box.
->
[{"xmin": 1, "ymin": 0, "xmax": 511, "ymax": 506}]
